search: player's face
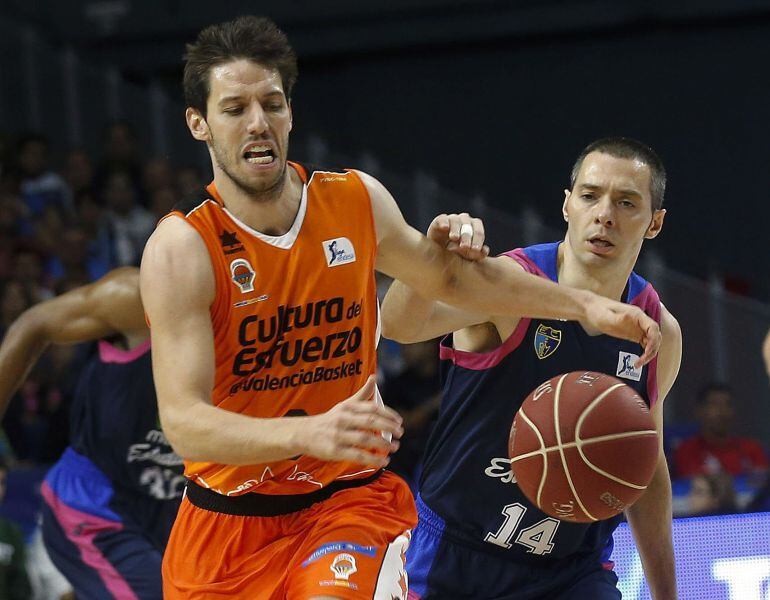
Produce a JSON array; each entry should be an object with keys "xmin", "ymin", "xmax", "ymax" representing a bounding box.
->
[
  {"xmin": 186, "ymin": 59, "xmax": 292, "ymax": 197},
  {"xmin": 562, "ymin": 152, "xmax": 665, "ymax": 271}
]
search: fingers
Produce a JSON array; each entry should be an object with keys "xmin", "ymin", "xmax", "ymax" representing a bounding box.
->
[
  {"xmin": 635, "ymin": 318, "xmax": 661, "ymax": 368},
  {"xmin": 426, "ymin": 214, "xmax": 450, "ymax": 243},
  {"xmin": 443, "ymin": 213, "xmax": 487, "ymax": 260}
]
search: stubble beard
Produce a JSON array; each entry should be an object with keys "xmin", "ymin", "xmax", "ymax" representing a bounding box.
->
[{"xmin": 209, "ymin": 133, "xmax": 287, "ymax": 201}]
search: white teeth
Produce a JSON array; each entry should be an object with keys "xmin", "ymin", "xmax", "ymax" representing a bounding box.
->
[
  {"xmin": 245, "ymin": 145, "xmax": 271, "ymax": 153},
  {"xmin": 246, "ymin": 155, "xmax": 274, "ymax": 164}
]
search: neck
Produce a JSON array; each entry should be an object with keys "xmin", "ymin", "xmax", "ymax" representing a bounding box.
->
[
  {"xmin": 557, "ymin": 239, "xmax": 636, "ymax": 301},
  {"xmin": 213, "ymin": 164, "xmax": 303, "ymax": 236}
]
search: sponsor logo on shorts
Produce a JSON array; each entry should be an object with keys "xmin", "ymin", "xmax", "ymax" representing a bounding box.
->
[
  {"xmin": 330, "ymin": 553, "xmax": 357, "ymax": 580},
  {"xmin": 303, "ymin": 542, "xmax": 376, "ymax": 567},
  {"xmin": 323, "ymin": 237, "xmax": 356, "ymax": 267},
  {"xmin": 616, "ymin": 351, "xmax": 642, "ymax": 381},
  {"xmin": 317, "ymin": 553, "xmax": 360, "ymax": 590},
  {"xmin": 230, "ymin": 258, "xmax": 256, "ymax": 293}
]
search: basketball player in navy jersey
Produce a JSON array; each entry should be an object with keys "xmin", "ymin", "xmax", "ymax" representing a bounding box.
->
[
  {"xmin": 0, "ymin": 267, "xmax": 183, "ymax": 599},
  {"xmin": 382, "ymin": 137, "xmax": 681, "ymax": 599}
]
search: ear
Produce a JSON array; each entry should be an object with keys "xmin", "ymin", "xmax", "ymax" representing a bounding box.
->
[
  {"xmin": 645, "ymin": 208, "xmax": 666, "ymax": 239},
  {"xmin": 562, "ymin": 189, "xmax": 570, "ymax": 222},
  {"xmin": 186, "ymin": 107, "xmax": 210, "ymax": 142}
]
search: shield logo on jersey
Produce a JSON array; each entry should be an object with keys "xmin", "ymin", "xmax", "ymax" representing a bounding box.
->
[
  {"xmin": 230, "ymin": 258, "xmax": 255, "ymax": 293},
  {"xmin": 534, "ymin": 324, "xmax": 561, "ymax": 360}
]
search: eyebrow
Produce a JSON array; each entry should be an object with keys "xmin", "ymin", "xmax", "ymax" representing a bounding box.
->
[
  {"xmin": 217, "ymin": 90, "xmax": 285, "ymax": 106},
  {"xmin": 579, "ymin": 183, "xmax": 642, "ymax": 198}
]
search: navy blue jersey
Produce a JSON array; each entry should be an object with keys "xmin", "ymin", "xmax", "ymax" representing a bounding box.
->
[
  {"xmin": 418, "ymin": 241, "xmax": 661, "ymax": 565},
  {"xmin": 69, "ymin": 340, "xmax": 184, "ymax": 503}
]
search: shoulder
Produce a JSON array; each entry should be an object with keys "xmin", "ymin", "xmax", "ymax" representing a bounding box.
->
[{"xmin": 140, "ymin": 216, "xmax": 214, "ymax": 309}]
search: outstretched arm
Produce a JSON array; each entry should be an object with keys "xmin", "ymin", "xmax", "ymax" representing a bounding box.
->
[
  {"xmin": 0, "ymin": 267, "xmax": 147, "ymax": 417},
  {"xmin": 625, "ymin": 306, "xmax": 682, "ymax": 600},
  {"xmin": 363, "ymin": 171, "xmax": 660, "ymax": 365}
]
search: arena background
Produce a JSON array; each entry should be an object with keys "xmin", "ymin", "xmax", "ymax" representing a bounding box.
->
[{"xmin": 0, "ymin": 1, "xmax": 769, "ymax": 598}]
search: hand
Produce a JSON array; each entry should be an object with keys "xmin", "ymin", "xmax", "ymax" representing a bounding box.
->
[
  {"xmin": 427, "ymin": 213, "xmax": 490, "ymax": 261},
  {"xmin": 582, "ymin": 294, "xmax": 662, "ymax": 367},
  {"xmin": 301, "ymin": 376, "xmax": 403, "ymax": 467}
]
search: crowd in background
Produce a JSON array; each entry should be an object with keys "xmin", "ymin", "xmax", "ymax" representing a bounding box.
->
[{"xmin": 0, "ymin": 124, "xmax": 768, "ymax": 595}]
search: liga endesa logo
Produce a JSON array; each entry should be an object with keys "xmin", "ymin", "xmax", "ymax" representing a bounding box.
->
[{"xmin": 228, "ymin": 296, "xmax": 367, "ymax": 394}]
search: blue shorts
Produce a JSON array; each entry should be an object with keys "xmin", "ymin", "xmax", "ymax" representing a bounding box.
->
[
  {"xmin": 407, "ymin": 496, "xmax": 621, "ymax": 600},
  {"xmin": 41, "ymin": 447, "xmax": 177, "ymax": 600}
]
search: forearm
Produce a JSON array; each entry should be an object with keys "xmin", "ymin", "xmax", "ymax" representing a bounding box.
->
[
  {"xmin": 626, "ymin": 458, "xmax": 677, "ymax": 600},
  {"xmin": 162, "ymin": 400, "xmax": 307, "ymax": 465},
  {"xmin": 380, "ymin": 279, "xmax": 438, "ymax": 342},
  {"xmin": 0, "ymin": 315, "xmax": 49, "ymax": 415},
  {"xmin": 435, "ymin": 256, "xmax": 590, "ymax": 322}
]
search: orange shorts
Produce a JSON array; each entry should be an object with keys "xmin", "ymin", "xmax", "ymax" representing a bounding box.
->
[{"xmin": 162, "ymin": 471, "xmax": 417, "ymax": 599}]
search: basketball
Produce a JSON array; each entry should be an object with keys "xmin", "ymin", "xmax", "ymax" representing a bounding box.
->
[{"xmin": 508, "ymin": 371, "xmax": 659, "ymax": 523}]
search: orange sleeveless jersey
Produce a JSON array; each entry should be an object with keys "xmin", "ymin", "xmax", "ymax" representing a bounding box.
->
[{"xmin": 168, "ymin": 163, "xmax": 380, "ymax": 496}]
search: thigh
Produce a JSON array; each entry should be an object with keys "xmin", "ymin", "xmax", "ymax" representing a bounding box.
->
[
  {"xmin": 552, "ymin": 566, "xmax": 621, "ymax": 600},
  {"xmin": 286, "ymin": 472, "xmax": 417, "ymax": 600},
  {"xmin": 162, "ymin": 497, "xmax": 290, "ymax": 600},
  {"xmin": 42, "ymin": 489, "xmax": 163, "ymax": 600}
]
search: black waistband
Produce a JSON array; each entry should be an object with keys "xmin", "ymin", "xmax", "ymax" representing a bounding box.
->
[{"xmin": 185, "ymin": 470, "xmax": 383, "ymax": 517}]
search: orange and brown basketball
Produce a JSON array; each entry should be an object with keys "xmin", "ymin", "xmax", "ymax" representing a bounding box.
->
[{"xmin": 508, "ymin": 371, "xmax": 659, "ymax": 523}]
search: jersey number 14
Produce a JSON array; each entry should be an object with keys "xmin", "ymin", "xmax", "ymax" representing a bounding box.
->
[{"xmin": 485, "ymin": 503, "xmax": 560, "ymax": 555}]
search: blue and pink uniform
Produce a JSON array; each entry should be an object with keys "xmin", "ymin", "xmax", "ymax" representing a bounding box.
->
[
  {"xmin": 406, "ymin": 242, "xmax": 661, "ymax": 600},
  {"xmin": 40, "ymin": 340, "xmax": 183, "ymax": 599}
]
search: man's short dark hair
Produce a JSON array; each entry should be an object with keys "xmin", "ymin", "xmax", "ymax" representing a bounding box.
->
[
  {"xmin": 696, "ymin": 382, "xmax": 733, "ymax": 405},
  {"xmin": 183, "ymin": 16, "xmax": 298, "ymax": 117},
  {"xmin": 570, "ymin": 137, "xmax": 666, "ymax": 211}
]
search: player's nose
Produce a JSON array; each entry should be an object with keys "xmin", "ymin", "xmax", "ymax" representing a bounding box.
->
[
  {"xmin": 594, "ymin": 196, "xmax": 615, "ymax": 226},
  {"xmin": 245, "ymin": 103, "xmax": 269, "ymax": 136}
]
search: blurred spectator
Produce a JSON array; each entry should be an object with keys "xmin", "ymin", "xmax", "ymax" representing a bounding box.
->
[
  {"xmin": 142, "ymin": 157, "xmax": 175, "ymax": 198},
  {"xmin": 74, "ymin": 190, "xmax": 113, "ymax": 271},
  {"xmin": 46, "ymin": 226, "xmax": 109, "ymax": 285},
  {"xmin": 686, "ymin": 472, "xmax": 738, "ymax": 517},
  {"xmin": 102, "ymin": 169, "xmax": 155, "ymax": 266},
  {"xmin": 0, "ymin": 283, "xmax": 34, "ymax": 338},
  {"xmin": 11, "ymin": 250, "xmax": 53, "ymax": 304},
  {"xmin": 176, "ymin": 164, "xmax": 206, "ymax": 199},
  {"xmin": 0, "ymin": 459, "xmax": 32, "ymax": 599},
  {"xmin": 62, "ymin": 149, "xmax": 93, "ymax": 195},
  {"xmin": 100, "ymin": 121, "xmax": 140, "ymax": 175},
  {"xmin": 150, "ymin": 185, "xmax": 180, "ymax": 221},
  {"xmin": 674, "ymin": 383, "xmax": 769, "ymax": 477},
  {"xmin": 15, "ymin": 134, "xmax": 73, "ymax": 218},
  {"xmin": 383, "ymin": 339, "xmax": 442, "ymax": 486}
]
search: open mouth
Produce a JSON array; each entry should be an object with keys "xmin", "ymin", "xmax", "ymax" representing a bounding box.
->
[
  {"xmin": 243, "ymin": 144, "xmax": 275, "ymax": 165},
  {"xmin": 587, "ymin": 236, "xmax": 615, "ymax": 253}
]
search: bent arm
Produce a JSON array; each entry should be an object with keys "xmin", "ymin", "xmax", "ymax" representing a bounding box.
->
[
  {"xmin": 625, "ymin": 306, "xmax": 682, "ymax": 600},
  {"xmin": 0, "ymin": 267, "xmax": 147, "ymax": 417},
  {"xmin": 140, "ymin": 217, "xmax": 305, "ymax": 464}
]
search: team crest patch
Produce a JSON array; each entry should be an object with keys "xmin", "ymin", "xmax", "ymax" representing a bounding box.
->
[
  {"xmin": 229, "ymin": 258, "xmax": 255, "ymax": 293},
  {"xmin": 534, "ymin": 324, "xmax": 561, "ymax": 360},
  {"xmin": 616, "ymin": 351, "xmax": 642, "ymax": 381},
  {"xmin": 323, "ymin": 237, "xmax": 356, "ymax": 267}
]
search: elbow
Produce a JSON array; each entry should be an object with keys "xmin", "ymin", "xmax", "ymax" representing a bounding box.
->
[
  {"xmin": 158, "ymin": 406, "xmax": 204, "ymax": 462},
  {"xmin": 380, "ymin": 311, "xmax": 423, "ymax": 344}
]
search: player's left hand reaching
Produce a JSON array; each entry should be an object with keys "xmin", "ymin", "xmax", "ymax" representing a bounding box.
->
[
  {"xmin": 427, "ymin": 213, "xmax": 490, "ymax": 260},
  {"xmin": 582, "ymin": 295, "xmax": 662, "ymax": 368}
]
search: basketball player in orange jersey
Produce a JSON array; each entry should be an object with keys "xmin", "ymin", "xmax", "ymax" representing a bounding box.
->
[
  {"xmin": 382, "ymin": 138, "xmax": 681, "ymax": 599},
  {"xmin": 140, "ymin": 17, "xmax": 662, "ymax": 599}
]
